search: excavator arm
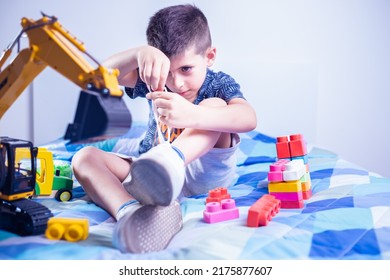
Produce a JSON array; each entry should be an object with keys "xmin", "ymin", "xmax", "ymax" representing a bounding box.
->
[
  {"xmin": 0, "ymin": 48, "xmax": 45, "ymax": 116},
  {"xmin": 0, "ymin": 14, "xmax": 131, "ymax": 140}
]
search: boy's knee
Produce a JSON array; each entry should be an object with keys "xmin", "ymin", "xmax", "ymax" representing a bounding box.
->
[
  {"xmin": 199, "ymin": 97, "xmax": 227, "ymax": 107},
  {"xmin": 71, "ymin": 146, "xmax": 98, "ymax": 170}
]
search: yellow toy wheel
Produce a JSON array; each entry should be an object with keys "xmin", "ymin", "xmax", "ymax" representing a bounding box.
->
[{"xmin": 55, "ymin": 189, "xmax": 73, "ymax": 202}]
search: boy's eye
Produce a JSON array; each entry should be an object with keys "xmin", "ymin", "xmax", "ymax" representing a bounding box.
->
[{"xmin": 181, "ymin": 66, "xmax": 192, "ymax": 73}]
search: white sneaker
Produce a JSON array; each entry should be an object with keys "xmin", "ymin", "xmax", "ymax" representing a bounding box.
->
[
  {"xmin": 112, "ymin": 201, "xmax": 183, "ymax": 253},
  {"xmin": 124, "ymin": 142, "xmax": 185, "ymax": 206}
]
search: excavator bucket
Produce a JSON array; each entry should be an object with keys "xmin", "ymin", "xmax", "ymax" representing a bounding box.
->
[{"xmin": 64, "ymin": 90, "xmax": 132, "ymax": 142}]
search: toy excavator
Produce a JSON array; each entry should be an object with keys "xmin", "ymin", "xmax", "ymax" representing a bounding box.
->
[
  {"xmin": 0, "ymin": 13, "xmax": 132, "ymax": 235},
  {"xmin": 0, "ymin": 137, "xmax": 75, "ymax": 236},
  {"xmin": 0, "ymin": 137, "xmax": 52, "ymax": 235},
  {"xmin": 0, "ymin": 13, "xmax": 132, "ymax": 141}
]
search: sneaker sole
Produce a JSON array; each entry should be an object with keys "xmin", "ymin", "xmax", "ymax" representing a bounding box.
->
[
  {"xmin": 114, "ymin": 202, "xmax": 183, "ymax": 253},
  {"xmin": 125, "ymin": 158, "xmax": 173, "ymax": 206}
]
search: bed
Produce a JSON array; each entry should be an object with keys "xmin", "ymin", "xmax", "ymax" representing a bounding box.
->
[{"xmin": 1, "ymin": 122, "xmax": 390, "ymax": 260}]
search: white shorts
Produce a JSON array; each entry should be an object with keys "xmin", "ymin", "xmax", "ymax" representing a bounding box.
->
[{"xmin": 113, "ymin": 133, "xmax": 240, "ymax": 198}]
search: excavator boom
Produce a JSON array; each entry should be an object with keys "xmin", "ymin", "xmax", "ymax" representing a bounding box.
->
[
  {"xmin": 0, "ymin": 14, "xmax": 131, "ymax": 142},
  {"xmin": 0, "ymin": 14, "xmax": 123, "ymax": 119}
]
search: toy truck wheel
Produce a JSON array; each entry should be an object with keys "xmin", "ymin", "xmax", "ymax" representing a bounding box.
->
[{"xmin": 55, "ymin": 189, "xmax": 73, "ymax": 202}]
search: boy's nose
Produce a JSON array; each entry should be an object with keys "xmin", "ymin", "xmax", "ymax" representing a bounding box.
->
[{"xmin": 171, "ymin": 74, "xmax": 184, "ymax": 91}]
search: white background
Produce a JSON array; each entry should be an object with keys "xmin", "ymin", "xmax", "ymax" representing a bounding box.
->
[{"xmin": 0, "ymin": 0, "xmax": 389, "ymax": 177}]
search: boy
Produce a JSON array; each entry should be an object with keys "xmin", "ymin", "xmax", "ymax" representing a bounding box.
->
[{"xmin": 71, "ymin": 4, "xmax": 257, "ymax": 254}]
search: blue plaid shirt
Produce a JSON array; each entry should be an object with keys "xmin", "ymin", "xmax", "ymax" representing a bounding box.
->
[{"xmin": 125, "ymin": 68, "xmax": 245, "ymax": 154}]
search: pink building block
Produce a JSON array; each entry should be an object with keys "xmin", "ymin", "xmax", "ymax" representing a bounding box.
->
[
  {"xmin": 268, "ymin": 159, "xmax": 305, "ymax": 182},
  {"xmin": 203, "ymin": 199, "xmax": 239, "ymax": 224},
  {"xmin": 269, "ymin": 191, "xmax": 303, "ymax": 201},
  {"xmin": 268, "ymin": 159, "xmax": 289, "ymax": 182}
]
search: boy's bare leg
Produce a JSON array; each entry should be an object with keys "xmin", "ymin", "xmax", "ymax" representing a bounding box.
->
[
  {"xmin": 172, "ymin": 97, "xmax": 232, "ymax": 165},
  {"xmin": 72, "ymin": 146, "xmax": 134, "ymax": 218}
]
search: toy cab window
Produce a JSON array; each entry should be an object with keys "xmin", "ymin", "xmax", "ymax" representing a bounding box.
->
[{"xmin": 14, "ymin": 147, "xmax": 33, "ymax": 179}]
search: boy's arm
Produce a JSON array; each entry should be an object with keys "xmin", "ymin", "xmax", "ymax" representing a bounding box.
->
[
  {"xmin": 103, "ymin": 46, "xmax": 170, "ymax": 90},
  {"xmin": 103, "ymin": 48, "xmax": 140, "ymax": 87},
  {"xmin": 147, "ymin": 92, "xmax": 257, "ymax": 133},
  {"xmin": 192, "ymin": 98, "xmax": 257, "ymax": 133}
]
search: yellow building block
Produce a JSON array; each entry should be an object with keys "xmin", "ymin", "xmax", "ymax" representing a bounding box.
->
[
  {"xmin": 45, "ymin": 217, "xmax": 89, "ymax": 242},
  {"xmin": 268, "ymin": 180, "xmax": 302, "ymax": 193}
]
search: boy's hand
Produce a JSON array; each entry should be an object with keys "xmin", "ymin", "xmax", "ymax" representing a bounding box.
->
[
  {"xmin": 137, "ymin": 46, "xmax": 170, "ymax": 91},
  {"xmin": 146, "ymin": 91, "xmax": 197, "ymax": 128}
]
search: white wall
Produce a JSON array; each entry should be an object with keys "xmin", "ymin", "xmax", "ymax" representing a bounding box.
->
[{"xmin": 1, "ymin": 0, "xmax": 389, "ymax": 177}]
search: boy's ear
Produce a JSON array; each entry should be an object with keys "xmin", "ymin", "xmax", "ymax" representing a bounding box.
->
[{"xmin": 206, "ymin": 47, "xmax": 216, "ymax": 67}]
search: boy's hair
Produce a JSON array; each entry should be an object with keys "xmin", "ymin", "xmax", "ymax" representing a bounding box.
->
[{"xmin": 146, "ymin": 4, "xmax": 212, "ymax": 57}]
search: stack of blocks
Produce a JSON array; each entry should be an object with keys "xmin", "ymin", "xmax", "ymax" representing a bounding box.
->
[
  {"xmin": 203, "ymin": 187, "xmax": 239, "ymax": 224},
  {"xmin": 268, "ymin": 134, "xmax": 312, "ymax": 208}
]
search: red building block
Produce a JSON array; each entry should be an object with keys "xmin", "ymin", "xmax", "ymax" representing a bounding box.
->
[
  {"xmin": 276, "ymin": 134, "xmax": 308, "ymax": 159},
  {"xmin": 247, "ymin": 194, "xmax": 281, "ymax": 227},
  {"xmin": 276, "ymin": 136, "xmax": 291, "ymax": 159},
  {"xmin": 206, "ymin": 187, "xmax": 231, "ymax": 203},
  {"xmin": 289, "ymin": 134, "xmax": 307, "ymax": 157},
  {"xmin": 203, "ymin": 199, "xmax": 239, "ymax": 223},
  {"xmin": 281, "ymin": 200, "xmax": 304, "ymax": 209},
  {"xmin": 302, "ymin": 189, "xmax": 312, "ymax": 200}
]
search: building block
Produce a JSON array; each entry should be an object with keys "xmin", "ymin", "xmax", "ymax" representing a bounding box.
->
[
  {"xmin": 283, "ymin": 159, "xmax": 306, "ymax": 181},
  {"xmin": 275, "ymin": 134, "xmax": 308, "ymax": 160},
  {"xmin": 281, "ymin": 200, "xmax": 304, "ymax": 209},
  {"xmin": 268, "ymin": 180, "xmax": 302, "ymax": 193},
  {"xmin": 302, "ymin": 189, "xmax": 313, "ymax": 200},
  {"xmin": 203, "ymin": 199, "xmax": 239, "ymax": 223},
  {"xmin": 268, "ymin": 159, "xmax": 306, "ymax": 182},
  {"xmin": 268, "ymin": 159, "xmax": 289, "ymax": 182},
  {"xmin": 300, "ymin": 172, "xmax": 312, "ymax": 190},
  {"xmin": 247, "ymin": 195, "xmax": 281, "ymax": 227},
  {"xmin": 276, "ymin": 136, "xmax": 291, "ymax": 159},
  {"xmin": 206, "ymin": 187, "xmax": 231, "ymax": 204},
  {"xmin": 300, "ymin": 171, "xmax": 312, "ymax": 199},
  {"xmin": 269, "ymin": 191, "xmax": 303, "ymax": 201},
  {"xmin": 289, "ymin": 134, "xmax": 307, "ymax": 157},
  {"xmin": 301, "ymin": 181, "xmax": 311, "ymax": 192},
  {"xmin": 45, "ymin": 217, "xmax": 89, "ymax": 242}
]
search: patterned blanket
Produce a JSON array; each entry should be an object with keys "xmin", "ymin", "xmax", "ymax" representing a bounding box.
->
[{"xmin": 1, "ymin": 125, "xmax": 389, "ymax": 260}]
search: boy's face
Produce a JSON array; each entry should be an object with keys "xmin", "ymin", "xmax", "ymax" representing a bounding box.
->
[{"xmin": 166, "ymin": 45, "xmax": 216, "ymax": 103}]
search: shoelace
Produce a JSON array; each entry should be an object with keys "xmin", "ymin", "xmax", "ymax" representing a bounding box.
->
[{"xmin": 147, "ymin": 85, "xmax": 171, "ymax": 145}]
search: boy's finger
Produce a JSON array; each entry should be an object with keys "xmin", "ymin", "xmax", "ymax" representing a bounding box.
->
[{"xmin": 146, "ymin": 91, "xmax": 164, "ymax": 100}]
